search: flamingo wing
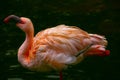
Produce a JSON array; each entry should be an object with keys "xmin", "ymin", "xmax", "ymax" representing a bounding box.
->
[{"xmin": 29, "ymin": 25, "xmax": 91, "ymax": 70}]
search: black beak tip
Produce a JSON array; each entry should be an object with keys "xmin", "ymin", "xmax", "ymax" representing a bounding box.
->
[{"xmin": 4, "ymin": 15, "xmax": 24, "ymax": 24}]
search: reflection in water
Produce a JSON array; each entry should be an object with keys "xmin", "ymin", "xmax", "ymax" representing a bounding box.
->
[{"xmin": 7, "ymin": 65, "xmax": 89, "ymax": 80}]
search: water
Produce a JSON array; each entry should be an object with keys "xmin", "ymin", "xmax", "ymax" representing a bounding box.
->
[{"xmin": 0, "ymin": 0, "xmax": 120, "ymax": 80}]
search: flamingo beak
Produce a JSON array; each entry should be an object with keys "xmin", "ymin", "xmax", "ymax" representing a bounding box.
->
[{"xmin": 4, "ymin": 15, "xmax": 25, "ymax": 24}]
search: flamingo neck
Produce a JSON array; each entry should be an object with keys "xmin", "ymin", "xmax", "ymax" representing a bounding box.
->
[{"xmin": 18, "ymin": 29, "xmax": 34, "ymax": 66}]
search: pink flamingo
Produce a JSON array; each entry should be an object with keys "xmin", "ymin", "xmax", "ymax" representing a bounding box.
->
[{"xmin": 4, "ymin": 15, "xmax": 110, "ymax": 80}]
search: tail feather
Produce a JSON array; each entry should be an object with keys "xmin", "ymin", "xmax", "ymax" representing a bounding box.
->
[{"xmin": 89, "ymin": 34, "xmax": 107, "ymax": 46}]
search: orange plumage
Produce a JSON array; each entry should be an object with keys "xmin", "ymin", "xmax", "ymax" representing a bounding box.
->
[
  {"xmin": 4, "ymin": 15, "xmax": 110, "ymax": 80},
  {"xmin": 29, "ymin": 25, "xmax": 92, "ymax": 71}
]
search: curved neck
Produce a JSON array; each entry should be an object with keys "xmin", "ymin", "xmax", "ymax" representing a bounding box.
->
[{"xmin": 18, "ymin": 27, "xmax": 34, "ymax": 66}]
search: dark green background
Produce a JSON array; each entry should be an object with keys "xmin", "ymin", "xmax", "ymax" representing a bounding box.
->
[{"xmin": 0, "ymin": 0, "xmax": 120, "ymax": 80}]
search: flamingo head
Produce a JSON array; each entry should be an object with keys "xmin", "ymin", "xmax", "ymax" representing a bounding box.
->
[
  {"xmin": 4, "ymin": 15, "xmax": 33, "ymax": 33},
  {"xmin": 85, "ymin": 34, "xmax": 110, "ymax": 57}
]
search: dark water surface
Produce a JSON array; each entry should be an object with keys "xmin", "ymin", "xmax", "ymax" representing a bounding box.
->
[{"xmin": 0, "ymin": 0, "xmax": 120, "ymax": 80}]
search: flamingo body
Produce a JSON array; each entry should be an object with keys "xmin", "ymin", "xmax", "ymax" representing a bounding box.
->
[
  {"xmin": 25, "ymin": 25, "xmax": 92, "ymax": 71},
  {"xmin": 4, "ymin": 15, "xmax": 110, "ymax": 79}
]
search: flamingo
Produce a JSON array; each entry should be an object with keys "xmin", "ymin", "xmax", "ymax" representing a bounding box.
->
[{"xmin": 4, "ymin": 15, "xmax": 110, "ymax": 80}]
